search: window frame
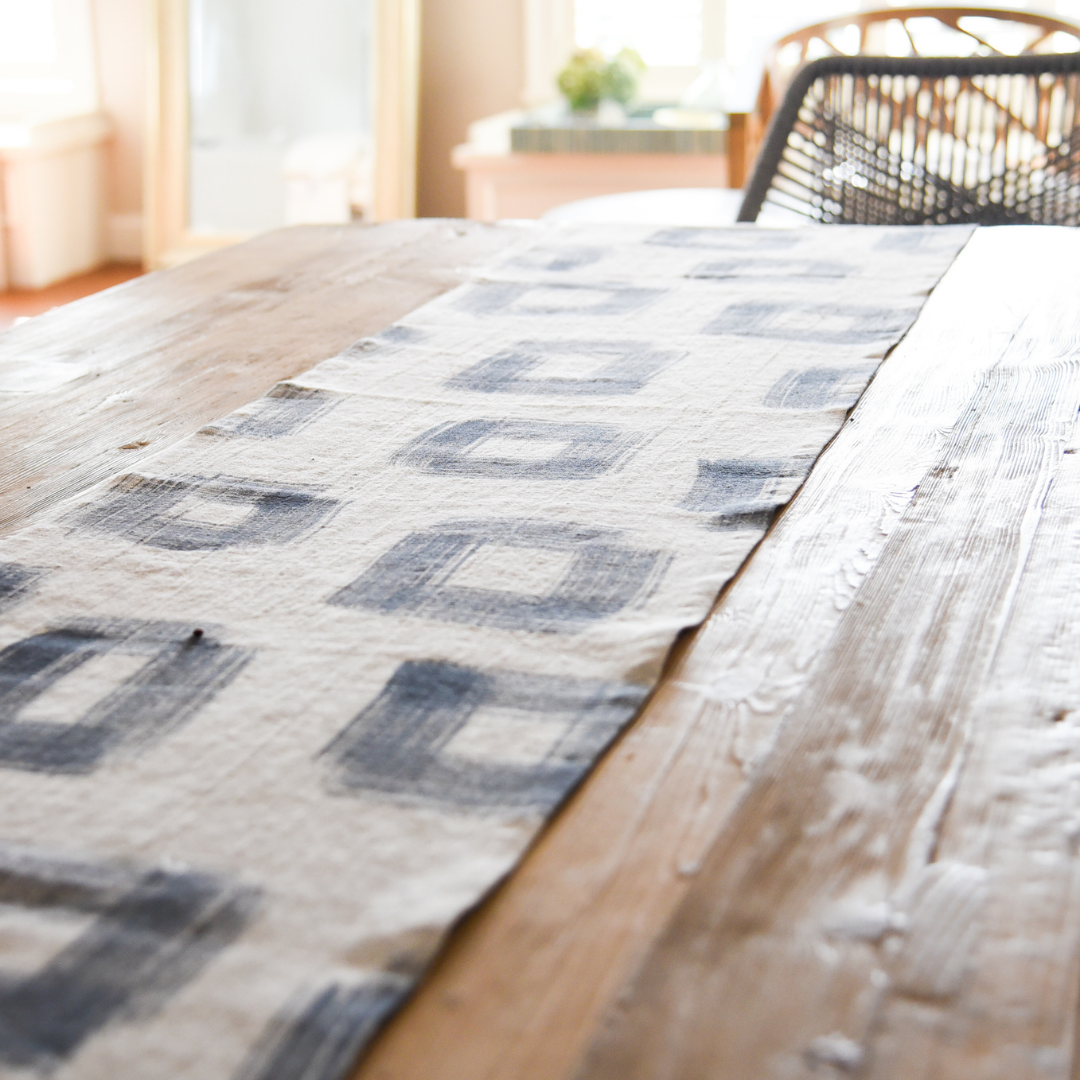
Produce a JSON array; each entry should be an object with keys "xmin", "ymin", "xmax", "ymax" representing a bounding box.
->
[
  {"xmin": 524, "ymin": 0, "xmax": 727, "ymax": 107},
  {"xmin": 0, "ymin": 0, "xmax": 99, "ymax": 121},
  {"xmin": 145, "ymin": 0, "xmax": 419, "ymax": 270}
]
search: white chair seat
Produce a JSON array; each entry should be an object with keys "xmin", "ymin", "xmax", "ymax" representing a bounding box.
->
[{"xmin": 541, "ymin": 187, "xmax": 809, "ymax": 228}]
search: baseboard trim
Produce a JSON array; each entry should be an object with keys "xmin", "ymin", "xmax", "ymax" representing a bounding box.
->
[{"xmin": 106, "ymin": 212, "xmax": 144, "ymax": 263}]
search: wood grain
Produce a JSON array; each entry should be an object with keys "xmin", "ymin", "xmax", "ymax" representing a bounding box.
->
[
  {"xmin": 0, "ymin": 219, "xmax": 520, "ymax": 537},
  {"xmin": 9, "ymin": 221, "xmax": 1071, "ymax": 1078},
  {"xmin": 578, "ymin": 229, "xmax": 1080, "ymax": 1080},
  {"xmin": 858, "ymin": 337, "xmax": 1080, "ymax": 1075},
  {"xmin": 353, "ymin": 228, "xmax": 1080, "ymax": 1080}
]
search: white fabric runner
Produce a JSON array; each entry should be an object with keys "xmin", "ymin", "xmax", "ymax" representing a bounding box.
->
[{"xmin": 0, "ymin": 223, "xmax": 970, "ymax": 1080}]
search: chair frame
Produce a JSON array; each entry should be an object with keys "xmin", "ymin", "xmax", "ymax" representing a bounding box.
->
[
  {"xmin": 762, "ymin": 7, "xmax": 1080, "ymax": 116},
  {"xmin": 725, "ymin": 8, "xmax": 1080, "ymax": 189},
  {"xmin": 737, "ymin": 50, "xmax": 1080, "ymax": 224}
]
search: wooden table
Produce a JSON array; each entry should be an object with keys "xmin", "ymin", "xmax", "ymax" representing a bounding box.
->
[{"xmin": 3, "ymin": 220, "xmax": 1078, "ymax": 1080}]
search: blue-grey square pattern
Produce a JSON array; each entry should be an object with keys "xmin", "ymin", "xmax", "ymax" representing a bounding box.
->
[
  {"xmin": 200, "ymin": 384, "xmax": 341, "ymax": 440},
  {"xmin": 0, "ymin": 562, "xmax": 43, "ymax": 614},
  {"xmin": 321, "ymin": 659, "xmax": 647, "ymax": 811},
  {"xmin": 69, "ymin": 474, "xmax": 340, "ymax": 551},
  {"xmin": 446, "ymin": 340, "xmax": 681, "ymax": 396},
  {"xmin": 456, "ymin": 281, "xmax": 663, "ymax": 318},
  {"xmin": 764, "ymin": 366, "xmax": 879, "ymax": 410},
  {"xmin": 328, "ymin": 519, "xmax": 670, "ymax": 633},
  {"xmin": 393, "ymin": 419, "xmax": 643, "ymax": 479},
  {"xmin": 704, "ymin": 301, "xmax": 919, "ymax": 343},
  {"xmin": 0, "ymin": 844, "xmax": 258, "ymax": 1071},
  {"xmin": 0, "ymin": 618, "xmax": 250, "ymax": 774},
  {"xmin": 681, "ymin": 458, "xmax": 814, "ymax": 530}
]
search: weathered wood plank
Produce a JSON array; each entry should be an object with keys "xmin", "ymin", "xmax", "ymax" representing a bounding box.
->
[
  {"xmin": 0, "ymin": 219, "xmax": 520, "ymax": 537},
  {"xmin": 351, "ymin": 229, "xmax": 1024, "ymax": 1080},
  {"xmin": 861, "ymin": 358, "xmax": 1080, "ymax": 1076},
  {"xmin": 578, "ymin": 230, "xmax": 1080, "ymax": 1079}
]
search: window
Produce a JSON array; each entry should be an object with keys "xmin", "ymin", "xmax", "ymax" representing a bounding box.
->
[
  {"xmin": 0, "ymin": 0, "xmax": 98, "ymax": 119},
  {"xmin": 529, "ymin": 0, "xmax": 1080, "ymax": 109},
  {"xmin": 187, "ymin": 0, "xmax": 373, "ymax": 234},
  {"xmin": 568, "ymin": 0, "xmax": 864, "ymax": 101},
  {"xmin": 0, "ymin": 0, "xmax": 56, "ymax": 65},
  {"xmin": 575, "ymin": 0, "xmax": 704, "ymax": 67},
  {"xmin": 726, "ymin": 1, "xmax": 858, "ymax": 69}
]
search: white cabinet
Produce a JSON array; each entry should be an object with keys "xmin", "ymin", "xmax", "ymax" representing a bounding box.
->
[{"xmin": 0, "ymin": 112, "xmax": 111, "ymax": 289}]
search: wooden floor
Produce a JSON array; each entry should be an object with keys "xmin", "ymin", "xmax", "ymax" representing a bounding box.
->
[{"xmin": 0, "ymin": 263, "xmax": 143, "ymax": 331}]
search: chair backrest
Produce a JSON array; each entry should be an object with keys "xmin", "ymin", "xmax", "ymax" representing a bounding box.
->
[
  {"xmin": 738, "ymin": 51, "xmax": 1080, "ymax": 226},
  {"xmin": 759, "ymin": 8, "xmax": 1080, "ymax": 123}
]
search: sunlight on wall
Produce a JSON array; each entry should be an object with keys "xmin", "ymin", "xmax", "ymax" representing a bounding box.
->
[
  {"xmin": 0, "ymin": 0, "xmax": 56, "ymax": 64},
  {"xmin": 0, "ymin": 0, "xmax": 98, "ymax": 117},
  {"xmin": 575, "ymin": 0, "xmax": 704, "ymax": 66},
  {"xmin": 576, "ymin": 0, "xmax": 1080, "ymax": 78},
  {"xmin": 726, "ymin": 1, "xmax": 858, "ymax": 66},
  {"xmin": 188, "ymin": 0, "xmax": 373, "ymax": 233}
]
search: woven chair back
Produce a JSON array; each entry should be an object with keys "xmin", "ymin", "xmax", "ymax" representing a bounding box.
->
[
  {"xmin": 759, "ymin": 9, "xmax": 1080, "ymax": 122},
  {"xmin": 738, "ymin": 52, "xmax": 1080, "ymax": 226}
]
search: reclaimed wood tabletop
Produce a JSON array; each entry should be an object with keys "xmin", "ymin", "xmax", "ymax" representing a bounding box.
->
[
  {"xmin": 1, "ymin": 221, "xmax": 1076, "ymax": 1080},
  {"xmin": 0, "ymin": 220, "xmax": 522, "ymax": 539}
]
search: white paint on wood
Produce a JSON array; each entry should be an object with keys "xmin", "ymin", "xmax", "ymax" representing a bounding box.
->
[{"xmin": 578, "ymin": 226, "xmax": 1080, "ymax": 1080}]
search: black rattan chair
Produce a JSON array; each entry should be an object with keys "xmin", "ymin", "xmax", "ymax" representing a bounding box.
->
[{"xmin": 737, "ymin": 52, "xmax": 1080, "ymax": 225}]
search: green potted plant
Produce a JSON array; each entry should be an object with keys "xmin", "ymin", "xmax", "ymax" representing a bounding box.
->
[{"xmin": 557, "ymin": 47, "xmax": 645, "ymax": 115}]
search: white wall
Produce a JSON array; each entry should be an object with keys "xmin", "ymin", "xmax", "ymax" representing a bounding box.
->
[
  {"xmin": 417, "ymin": 0, "xmax": 525, "ymax": 218},
  {"xmin": 92, "ymin": 0, "xmax": 146, "ymax": 261},
  {"xmin": 187, "ymin": 0, "xmax": 371, "ymax": 233},
  {"xmin": 189, "ymin": 0, "xmax": 371, "ymax": 143},
  {"xmin": 75, "ymin": 0, "xmax": 525, "ymax": 249},
  {"xmin": 0, "ymin": 0, "xmax": 100, "ymax": 119}
]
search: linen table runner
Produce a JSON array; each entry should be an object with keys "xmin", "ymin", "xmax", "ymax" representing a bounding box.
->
[{"xmin": 0, "ymin": 224, "xmax": 970, "ymax": 1080}]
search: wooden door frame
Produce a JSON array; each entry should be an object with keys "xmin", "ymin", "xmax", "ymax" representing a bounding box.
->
[{"xmin": 144, "ymin": 0, "xmax": 418, "ymax": 270}]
